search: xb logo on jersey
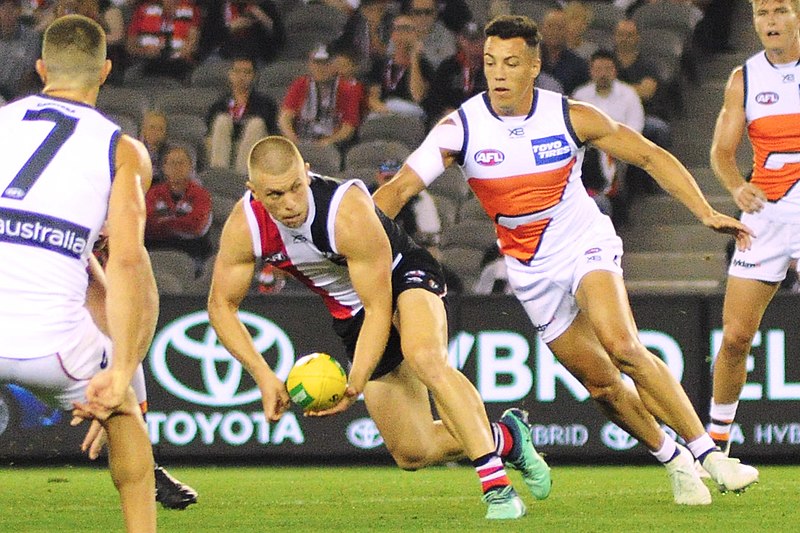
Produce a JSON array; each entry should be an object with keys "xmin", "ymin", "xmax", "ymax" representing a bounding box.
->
[{"xmin": 150, "ymin": 310, "xmax": 295, "ymax": 406}]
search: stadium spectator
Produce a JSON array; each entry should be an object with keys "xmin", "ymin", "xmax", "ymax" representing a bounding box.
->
[
  {"xmin": 145, "ymin": 142, "xmax": 213, "ymax": 269},
  {"xmin": 139, "ymin": 109, "xmax": 169, "ymax": 183},
  {"xmin": 0, "ymin": 0, "xmax": 40, "ymax": 100},
  {"xmin": 539, "ymin": 9, "xmax": 589, "ymax": 96},
  {"xmin": 206, "ymin": 57, "xmax": 277, "ymax": 174},
  {"xmin": 430, "ymin": 21, "xmax": 486, "ymax": 120},
  {"xmin": 329, "ymin": 0, "xmax": 397, "ymax": 75},
  {"xmin": 366, "ymin": 14, "xmax": 434, "ymax": 119},
  {"xmin": 612, "ymin": 17, "xmax": 672, "ymax": 194},
  {"xmin": 572, "ymin": 49, "xmax": 645, "ymax": 222},
  {"xmin": 126, "ymin": 0, "xmax": 202, "ymax": 83},
  {"xmin": 564, "ymin": 1, "xmax": 599, "ymax": 61},
  {"xmin": 278, "ymin": 44, "xmax": 363, "ymax": 150},
  {"xmin": 403, "ymin": 0, "xmax": 456, "ymax": 69},
  {"xmin": 198, "ymin": 0, "xmax": 284, "ymax": 64},
  {"xmin": 399, "ymin": 0, "xmax": 473, "ymax": 33}
]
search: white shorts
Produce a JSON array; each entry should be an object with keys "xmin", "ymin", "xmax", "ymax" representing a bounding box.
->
[
  {"xmin": 729, "ymin": 212, "xmax": 800, "ymax": 282},
  {"xmin": 0, "ymin": 319, "xmax": 147, "ymax": 410},
  {"xmin": 506, "ymin": 214, "xmax": 623, "ymax": 343}
]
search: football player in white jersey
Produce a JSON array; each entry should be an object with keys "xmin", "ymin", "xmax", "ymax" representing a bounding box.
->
[
  {"xmin": 707, "ymin": 0, "xmax": 800, "ymax": 454},
  {"xmin": 209, "ymin": 136, "xmax": 555, "ymax": 519},
  {"xmin": 0, "ymin": 15, "xmax": 157, "ymax": 532},
  {"xmin": 374, "ymin": 15, "xmax": 760, "ymax": 504}
]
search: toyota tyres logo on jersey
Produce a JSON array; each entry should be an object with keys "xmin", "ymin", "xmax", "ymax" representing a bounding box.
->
[{"xmin": 150, "ymin": 310, "xmax": 295, "ymax": 406}]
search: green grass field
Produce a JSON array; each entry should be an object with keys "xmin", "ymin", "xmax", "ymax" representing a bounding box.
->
[{"xmin": 1, "ymin": 464, "xmax": 798, "ymax": 532}]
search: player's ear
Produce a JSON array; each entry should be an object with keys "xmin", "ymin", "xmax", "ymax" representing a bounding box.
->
[
  {"xmin": 34, "ymin": 59, "xmax": 47, "ymax": 84},
  {"xmin": 99, "ymin": 59, "xmax": 112, "ymax": 85}
]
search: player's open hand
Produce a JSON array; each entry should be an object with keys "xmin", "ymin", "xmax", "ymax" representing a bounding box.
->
[
  {"xmin": 732, "ymin": 183, "xmax": 766, "ymax": 214},
  {"xmin": 72, "ymin": 369, "xmax": 130, "ymax": 421},
  {"xmin": 305, "ymin": 385, "xmax": 359, "ymax": 417},
  {"xmin": 701, "ymin": 211, "xmax": 755, "ymax": 251},
  {"xmin": 259, "ymin": 373, "xmax": 290, "ymax": 422},
  {"xmin": 78, "ymin": 420, "xmax": 107, "ymax": 460}
]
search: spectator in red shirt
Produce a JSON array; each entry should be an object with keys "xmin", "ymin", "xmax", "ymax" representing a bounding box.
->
[
  {"xmin": 278, "ymin": 44, "xmax": 364, "ymax": 150},
  {"xmin": 145, "ymin": 143, "xmax": 213, "ymax": 269},
  {"xmin": 126, "ymin": 0, "xmax": 202, "ymax": 82}
]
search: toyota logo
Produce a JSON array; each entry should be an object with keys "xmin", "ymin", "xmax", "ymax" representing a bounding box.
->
[
  {"xmin": 600, "ymin": 422, "xmax": 639, "ymax": 451},
  {"xmin": 346, "ymin": 418, "xmax": 384, "ymax": 449},
  {"xmin": 150, "ymin": 311, "xmax": 295, "ymax": 406}
]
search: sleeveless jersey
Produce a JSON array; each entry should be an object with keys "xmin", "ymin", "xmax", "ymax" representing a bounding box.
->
[
  {"xmin": 456, "ymin": 89, "xmax": 600, "ymax": 262},
  {"xmin": 243, "ymin": 174, "xmax": 418, "ymax": 319},
  {"xmin": 743, "ymin": 51, "xmax": 800, "ymax": 222},
  {"xmin": 0, "ymin": 95, "xmax": 120, "ymax": 358}
]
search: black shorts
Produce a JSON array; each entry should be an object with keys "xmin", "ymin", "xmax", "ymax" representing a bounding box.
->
[{"xmin": 332, "ymin": 248, "xmax": 446, "ymax": 380}]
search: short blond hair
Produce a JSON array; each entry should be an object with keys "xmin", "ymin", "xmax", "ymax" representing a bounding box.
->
[
  {"xmin": 41, "ymin": 14, "xmax": 106, "ymax": 87},
  {"xmin": 248, "ymin": 136, "xmax": 304, "ymax": 177}
]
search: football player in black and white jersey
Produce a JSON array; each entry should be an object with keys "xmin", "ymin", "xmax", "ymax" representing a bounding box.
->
[
  {"xmin": 208, "ymin": 136, "xmax": 552, "ymax": 519},
  {"xmin": 0, "ymin": 15, "xmax": 157, "ymax": 532}
]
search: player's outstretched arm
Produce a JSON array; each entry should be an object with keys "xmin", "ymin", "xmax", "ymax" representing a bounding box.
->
[
  {"xmin": 311, "ymin": 186, "xmax": 394, "ymax": 417},
  {"xmin": 373, "ymin": 115, "xmax": 461, "ymax": 217},
  {"xmin": 573, "ymin": 100, "xmax": 754, "ymax": 250},
  {"xmin": 711, "ymin": 67, "xmax": 766, "ymax": 214},
  {"xmin": 208, "ymin": 201, "xmax": 290, "ymax": 421},
  {"xmin": 85, "ymin": 135, "xmax": 158, "ymax": 418}
]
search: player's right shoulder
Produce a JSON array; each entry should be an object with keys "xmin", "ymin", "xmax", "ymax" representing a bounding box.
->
[
  {"xmin": 115, "ymin": 134, "xmax": 149, "ymax": 161},
  {"xmin": 114, "ymin": 134, "xmax": 153, "ymax": 186},
  {"xmin": 219, "ymin": 198, "xmax": 258, "ymax": 261}
]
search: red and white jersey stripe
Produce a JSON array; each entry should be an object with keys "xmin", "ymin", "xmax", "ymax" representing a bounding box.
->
[{"xmin": 242, "ymin": 178, "xmax": 366, "ymax": 319}]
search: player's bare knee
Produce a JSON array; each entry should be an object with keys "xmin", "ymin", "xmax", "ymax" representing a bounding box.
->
[
  {"xmin": 721, "ymin": 325, "xmax": 755, "ymax": 357},
  {"xmin": 585, "ymin": 379, "xmax": 626, "ymax": 407},
  {"xmin": 605, "ymin": 339, "xmax": 653, "ymax": 376},
  {"xmin": 390, "ymin": 448, "xmax": 430, "ymax": 471},
  {"xmin": 403, "ymin": 346, "xmax": 448, "ymax": 382}
]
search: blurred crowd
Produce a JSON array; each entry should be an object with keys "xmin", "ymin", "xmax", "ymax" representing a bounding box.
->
[{"xmin": 0, "ymin": 0, "xmax": 737, "ymax": 294}]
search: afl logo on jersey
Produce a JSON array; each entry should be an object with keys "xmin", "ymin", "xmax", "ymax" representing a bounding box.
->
[
  {"xmin": 755, "ymin": 92, "xmax": 779, "ymax": 105},
  {"xmin": 475, "ymin": 149, "xmax": 505, "ymax": 166}
]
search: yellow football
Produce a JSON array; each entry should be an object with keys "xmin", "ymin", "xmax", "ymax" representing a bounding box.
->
[{"xmin": 286, "ymin": 353, "xmax": 347, "ymax": 412}]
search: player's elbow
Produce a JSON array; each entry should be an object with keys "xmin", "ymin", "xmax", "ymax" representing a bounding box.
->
[{"xmin": 207, "ymin": 290, "xmax": 237, "ymax": 327}]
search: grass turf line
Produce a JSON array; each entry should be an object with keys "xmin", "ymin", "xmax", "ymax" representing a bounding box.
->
[{"xmin": 0, "ymin": 465, "xmax": 798, "ymax": 532}]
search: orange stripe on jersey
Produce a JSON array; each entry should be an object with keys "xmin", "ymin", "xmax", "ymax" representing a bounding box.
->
[
  {"xmin": 749, "ymin": 113, "xmax": 800, "ymax": 201},
  {"xmin": 495, "ymin": 218, "xmax": 551, "ymax": 261},
  {"xmin": 467, "ymin": 160, "xmax": 574, "ymax": 260},
  {"xmin": 467, "ymin": 160, "xmax": 575, "ymax": 218}
]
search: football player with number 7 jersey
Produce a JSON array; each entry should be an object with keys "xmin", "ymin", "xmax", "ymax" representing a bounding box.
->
[{"xmin": 0, "ymin": 15, "xmax": 157, "ymax": 533}]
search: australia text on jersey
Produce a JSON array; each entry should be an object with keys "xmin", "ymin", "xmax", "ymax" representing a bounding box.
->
[{"xmin": 0, "ymin": 206, "xmax": 89, "ymax": 259}]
